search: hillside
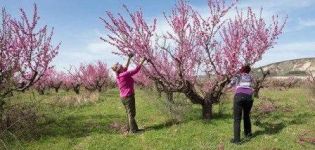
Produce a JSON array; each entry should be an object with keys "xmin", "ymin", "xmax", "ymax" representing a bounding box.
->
[{"xmin": 255, "ymin": 58, "xmax": 315, "ymax": 76}]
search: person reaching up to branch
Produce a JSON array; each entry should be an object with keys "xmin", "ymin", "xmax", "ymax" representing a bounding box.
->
[
  {"xmin": 228, "ymin": 65, "xmax": 255, "ymax": 144},
  {"xmin": 111, "ymin": 53, "xmax": 146, "ymax": 134}
]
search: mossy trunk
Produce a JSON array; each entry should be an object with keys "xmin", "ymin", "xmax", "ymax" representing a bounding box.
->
[
  {"xmin": 166, "ymin": 92, "xmax": 174, "ymax": 113},
  {"xmin": 253, "ymin": 89, "xmax": 260, "ymax": 98},
  {"xmin": 0, "ymin": 98, "xmax": 5, "ymax": 130},
  {"xmin": 38, "ymin": 89, "xmax": 45, "ymax": 95},
  {"xmin": 97, "ymin": 86, "xmax": 102, "ymax": 92},
  {"xmin": 73, "ymin": 85, "xmax": 80, "ymax": 94},
  {"xmin": 201, "ymin": 100, "xmax": 213, "ymax": 120},
  {"xmin": 183, "ymin": 83, "xmax": 213, "ymax": 120}
]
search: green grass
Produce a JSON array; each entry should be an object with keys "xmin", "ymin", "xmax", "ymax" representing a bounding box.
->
[{"xmin": 1, "ymin": 88, "xmax": 314, "ymax": 150}]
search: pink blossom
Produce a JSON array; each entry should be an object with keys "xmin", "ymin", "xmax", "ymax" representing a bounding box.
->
[
  {"xmin": 1, "ymin": 4, "xmax": 60, "ymax": 98},
  {"xmin": 78, "ymin": 61, "xmax": 110, "ymax": 92},
  {"xmin": 101, "ymin": 0, "xmax": 286, "ymax": 119}
]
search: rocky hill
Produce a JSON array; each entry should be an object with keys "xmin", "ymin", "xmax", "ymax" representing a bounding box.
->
[{"xmin": 255, "ymin": 57, "xmax": 315, "ymax": 77}]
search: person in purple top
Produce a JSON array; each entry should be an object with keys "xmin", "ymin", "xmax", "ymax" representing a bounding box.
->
[
  {"xmin": 228, "ymin": 65, "xmax": 254, "ymax": 144},
  {"xmin": 111, "ymin": 53, "xmax": 146, "ymax": 134}
]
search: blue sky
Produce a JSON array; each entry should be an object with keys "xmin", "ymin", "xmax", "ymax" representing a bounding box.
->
[{"xmin": 1, "ymin": 0, "xmax": 315, "ymax": 70}]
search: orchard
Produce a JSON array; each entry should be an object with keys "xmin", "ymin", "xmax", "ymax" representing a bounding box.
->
[
  {"xmin": 0, "ymin": 0, "xmax": 314, "ymax": 149},
  {"xmin": 101, "ymin": 0, "xmax": 286, "ymax": 119}
]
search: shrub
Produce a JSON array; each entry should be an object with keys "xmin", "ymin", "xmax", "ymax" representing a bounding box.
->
[{"xmin": 1, "ymin": 103, "xmax": 43, "ymax": 139}]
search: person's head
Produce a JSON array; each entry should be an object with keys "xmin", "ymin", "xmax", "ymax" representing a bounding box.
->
[
  {"xmin": 111, "ymin": 63, "xmax": 126, "ymax": 74},
  {"xmin": 240, "ymin": 65, "xmax": 251, "ymax": 74}
]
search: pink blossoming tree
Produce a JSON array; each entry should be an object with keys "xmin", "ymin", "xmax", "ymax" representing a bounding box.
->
[
  {"xmin": 101, "ymin": 0, "xmax": 286, "ymax": 119},
  {"xmin": 79, "ymin": 61, "xmax": 110, "ymax": 92},
  {"xmin": 48, "ymin": 69, "xmax": 65, "ymax": 93},
  {"xmin": 33, "ymin": 69, "xmax": 53, "ymax": 95},
  {"xmin": 133, "ymin": 70, "xmax": 154, "ymax": 88},
  {"xmin": 0, "ymin": 4, "xmax": 59, "ymax": 122},
  {"xmin": 67, "ymin": 67, "xmax": 82, "ymax": 94},
  {"xmin": 62, "ymin": 74, "xmax": 74, "ymax": 92}
]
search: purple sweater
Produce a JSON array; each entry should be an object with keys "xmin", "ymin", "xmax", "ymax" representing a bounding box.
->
[{"xmin": 229, "ymin": 73, "xmax": 254, "ymax": 95}]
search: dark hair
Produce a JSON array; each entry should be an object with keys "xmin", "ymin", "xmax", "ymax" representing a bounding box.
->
[{"xmin": 240, "ymin": 65, "xmax": 251, "ymax": 73}]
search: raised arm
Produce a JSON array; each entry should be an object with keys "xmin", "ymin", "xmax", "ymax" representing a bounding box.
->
[
  {"xmin": 124, "ymin": 53, "xmax": 134, "ymax": 69},
  {"xmin": 227, "ymin": 75, "xmax": 239, "ymax": 89},
  {"xmin": 129, "ymin": 58, "xmax": 146, "ymax": 76},
  {"xmin": 139, "ymin": 57, "xmax": 146, "ymax": 66},
  {"xmin": 120, "ymin": 58, "xmax": 146, "ymax": 77}
]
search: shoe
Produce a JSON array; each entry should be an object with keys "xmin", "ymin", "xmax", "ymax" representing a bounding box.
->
[
  {"xmin": 128, "ymin": 130, "xmax": 136, "ymax": 134},
  {"xmin": 136, "ymin": 129, "xmax": 144, "ymax": 132},
  {"xmin": 230, "ymin": 139, "xmax": 241, "ymax": 144},
  {"xmin": 128, "ymin": 129, "xmax": 144, "ymax": 134}
]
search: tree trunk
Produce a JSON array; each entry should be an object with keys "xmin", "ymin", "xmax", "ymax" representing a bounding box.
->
[
  {"xmin": 54, "ymin": 87, "xmax": 59, "ymax": 93},
  {"xmin": 202, "ymin": 100, "xmax": 213, "ymax": 120},
  {"xmin": 183, "ymin": 82, "xmax": 204, "ymax": 105},
  {"xmin": 74, "ymin": 87, "xmax": 80, "ymax": 94},
  {"xmin": 38, "ymin": 89, "xmax": 45, "ymax": 95},
  {"xmin": 166, "ymin": 92, "xmax": 174, "ymax": 103},
  {"xmin": 166, "ymin": 92, "xmax": 174, "ymax": 114},
  {"xmin": 0, "ymin": 98, "xmax": 5, "ymax": 130},
  {"xmin": 157, "ymin": 90, "xmax": 162, "ymax": 98},
  {"xmin": 7, "ymin": 91, "xmax": 13, "ymax": 97},
  {"xmin": 183, "ymin": 81, "xmax": 212, "ymax": 119},
  {"xmin": 97, "ymin": 86, "xmax": 102, "ymax": 92},
  {"xmin": 253, "ymin": 88, "xmax": 259, "ymax": 98}
]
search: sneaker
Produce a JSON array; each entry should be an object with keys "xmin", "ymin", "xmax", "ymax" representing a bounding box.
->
[{"xmin": 128, "ymin": 129, "xmax": 144, "ymax": 134}]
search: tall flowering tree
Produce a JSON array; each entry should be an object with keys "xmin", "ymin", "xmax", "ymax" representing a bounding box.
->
[
  {"xmin": 187, "ymin": 1, "xmax": 285, "ymax": 118},
  {"xmin": 79, "ymin": 61, "xmax": 110, "ymax": 92},
  {"xmin": 67, "ymin": 67, "xmax": 81, "ymax": 94},
  {"xmin": 101, "ymin": 0, "xmax": 286, "ymax": 119},
  {"xmin": 253, "ymin": 68, "xmax": 270, "ymax": 98},
  {"xmin": 62, "ymin": 74, "xmax": 74, "ymax": 92},
  {"xmin": 133, "ymin": 70, "xmax": 154, "ymax": 88},
  {"xmin": 0, "ymin": 4, "xmax": 59, "ymax": 121},
  {"xmin": 0, "ymin": 9, "xmax": 16, "ymax": 98},
  {"xmin": 34, "ymin": 68, "xmax": 64, "ymax": 94},
  {"xmin": 33, "ymin": 69, "xmax": 52, "ymax": 95},
  {"xmin": 48, "ymin": 69, "xmax": 65, "ymax": 93}
]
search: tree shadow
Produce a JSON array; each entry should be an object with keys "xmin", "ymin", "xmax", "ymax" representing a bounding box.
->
[
  {"xmin": 32, "ymin": 114, "xmax": 125, "ymax": 140},
  {"xmin": 212, "ymin": 113, "xmax": 232, "ymax": 120},
  {"xmin": 252, "ymin": 121, "xmax": 286, "ymax": 137},
  {"xmin": 242, "ymin": 111, "xmax": 314, "ymax": 143},
  {"xmin": 144, "ymin": 119, "xmax": 181, "ymax": 131},
  {"xmin": 188, "ymin": 106, "xmax": 232, "ymax": 122}
]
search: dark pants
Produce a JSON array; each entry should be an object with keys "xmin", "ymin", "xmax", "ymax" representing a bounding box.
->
[
  {"xmin": 121, "ymin": 95, "xmax": 138, "ymax": 132},
  {"xmin": 233, "ymin": 93, "xmax": 253, "ymax": 141}
]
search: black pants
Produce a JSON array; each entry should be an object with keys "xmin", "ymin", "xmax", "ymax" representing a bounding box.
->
[
  {"xmin": 121, "ymin": 95, "xmax": 138, "ymax": 132},
  {"xmin": 233, "ymin": 93, "xmax": 253, "ymax": 141}
]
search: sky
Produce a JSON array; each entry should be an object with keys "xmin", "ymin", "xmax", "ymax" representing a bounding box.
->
[{"xmin": 1, "ymin": 0, "xmax": 315, "ymax": 71}]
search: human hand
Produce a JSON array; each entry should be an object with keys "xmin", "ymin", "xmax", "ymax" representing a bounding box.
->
[
  {"xmin": 140, "ymin": 58, "xmax": 146, "ymax": 65},
  {"xmin": 128, "ymin": 53, "xmax": 135, "ymax": 58}
]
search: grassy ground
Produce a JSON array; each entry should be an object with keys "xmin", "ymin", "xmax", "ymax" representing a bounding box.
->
[{"xmin": 1, "ymin": 88, "xmax": 314, "ymax": 150}]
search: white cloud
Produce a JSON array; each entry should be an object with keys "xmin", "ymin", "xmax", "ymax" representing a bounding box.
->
[
  {"xmin": 297, "ymin": 18, "xmax": 315, "ymax": 29},
  {"xmin": 255, "ymin": 41, "xmax": 315, "ymax": 67},
  {"xmin": 52, "ymin": 36, "xmax": 123, "ymax": 71},
  {"xmin": 239, "ymin": 0, "xmax": 315, "ymax": 10},
  {"xmin": 52, "ymin": 0, "xmax": 314, "ymax": 71},
  {"xmin": 272, "ymin": 41, "xmax": 315, "ymax": 52}
]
